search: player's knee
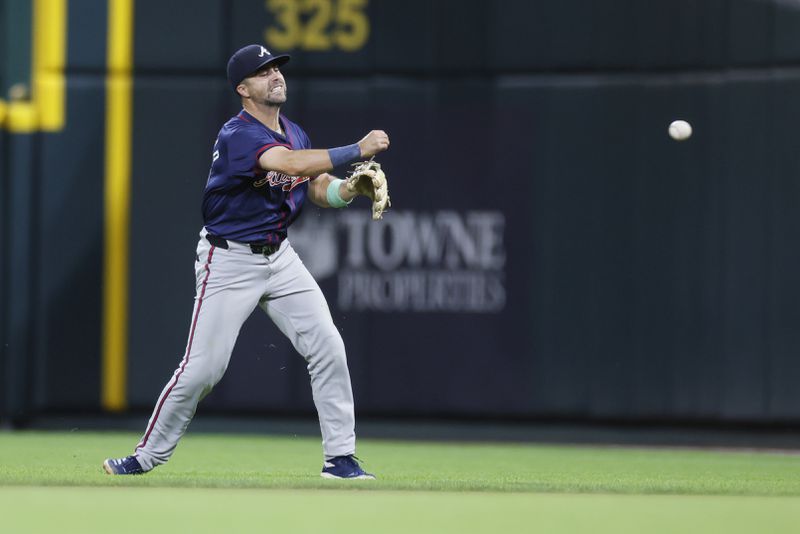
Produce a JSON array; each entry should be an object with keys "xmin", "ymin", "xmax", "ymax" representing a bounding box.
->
[
  {"xmin": 181, "ymin": 365, "xmax": 224, "ymax": 393},
  {"xmin": 303, "ymin": 323, "xmax": 343, "ymax": 353},
  {"xmin": 322, "ymin": 329, "xmax": 346, "ymax": 357},
  {"xmin": 305, "ymin": 331, "xmax": 346, "ymax": 370}
]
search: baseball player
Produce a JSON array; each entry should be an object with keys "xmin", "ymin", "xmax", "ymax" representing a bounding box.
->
[{"xmin": 103, "ymin": 44, "xmax": 390, "ymax": 479}]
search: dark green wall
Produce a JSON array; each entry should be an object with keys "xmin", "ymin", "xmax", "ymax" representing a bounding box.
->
[
  {"xmin": 0, "ymin": 0, "xmax": 32, "ymax": 95},
  {"xmin": 124, "ymin": 0, "xmax": 800, "ymax": 421},
  {"xmin": 3, "ymin": 0, "xmax": 800, "ymax": 424},
  {"xmin": 1, "ymin": 1, "xmax": 107, "ymax": 420}
]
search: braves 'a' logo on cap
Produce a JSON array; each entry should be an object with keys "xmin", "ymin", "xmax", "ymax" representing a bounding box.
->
[{"xmin": 258, "ymin": 46, "xmax": 270, "ymax": 57}]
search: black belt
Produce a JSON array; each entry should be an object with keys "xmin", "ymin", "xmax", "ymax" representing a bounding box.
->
[{"xmin": 206, "ymin": 234, "xmax": 281, "ymax": 256}]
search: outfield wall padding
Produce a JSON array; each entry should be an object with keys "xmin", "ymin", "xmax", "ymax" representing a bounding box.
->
[{"xmin": 3, "ymin": 0, "xmax": 800, "ymax": 424}]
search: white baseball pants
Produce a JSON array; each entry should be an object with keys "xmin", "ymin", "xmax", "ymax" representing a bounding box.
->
[{"xmin": 133, "ymin": 228, "xmax": 356, "ymax": 470}]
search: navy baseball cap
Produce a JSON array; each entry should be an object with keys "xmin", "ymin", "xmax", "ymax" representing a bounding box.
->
[{"xmin": 227, "ymin": 44, "xmax": 290, "ymax": 92}]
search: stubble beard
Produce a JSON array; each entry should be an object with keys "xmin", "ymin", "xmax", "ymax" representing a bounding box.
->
[
  {"xmin": 264, "ymin": 84, "xmax": 287, "ymax": 106},
  {"xmin": 265, "ymin": 95, "xmax": 286, "ymax": 106}
]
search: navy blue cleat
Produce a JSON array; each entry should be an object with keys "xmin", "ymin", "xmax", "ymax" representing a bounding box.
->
[
  {"xmin": 321, "ymin": 455, "xmax": 376, "ymax": 479},
  {"xmin": 103, "ymin": 455, "xmax": 145, "ymax": 475}
]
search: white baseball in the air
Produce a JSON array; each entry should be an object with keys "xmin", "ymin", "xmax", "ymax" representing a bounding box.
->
[{"xmin": 668, "ymin": 119, "xmax": 693, "ymax": 141}]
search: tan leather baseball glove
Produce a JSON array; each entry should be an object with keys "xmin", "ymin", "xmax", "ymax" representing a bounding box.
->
[{"xmin": 345, "ymin": 159, "xmax": 391, "ymax": 220}]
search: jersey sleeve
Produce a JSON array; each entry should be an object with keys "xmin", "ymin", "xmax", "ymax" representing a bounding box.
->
[{"xmin": 226, "ymin": 124, "xmax": 290, "ymax": 177}]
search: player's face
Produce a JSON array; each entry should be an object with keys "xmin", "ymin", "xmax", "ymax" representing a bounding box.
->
[{"xmin": 244, "ymin": 64, "xmax": 287, "ymax": 106}]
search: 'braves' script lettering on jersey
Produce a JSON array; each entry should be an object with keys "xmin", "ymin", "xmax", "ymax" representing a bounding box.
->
[{"xmin": 254, "ymin": 171, "xmax": 311, "ymax": 191}]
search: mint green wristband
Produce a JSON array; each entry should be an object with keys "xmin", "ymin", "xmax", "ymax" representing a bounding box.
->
[{"xmin": 326, "ymin": 179, "xmax": 351, "ymax": 208}]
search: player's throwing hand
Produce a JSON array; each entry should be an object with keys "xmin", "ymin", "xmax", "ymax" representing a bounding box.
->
[{"xmin": 358, "ymin": 130, "xmax": 390, "ymax": 158}]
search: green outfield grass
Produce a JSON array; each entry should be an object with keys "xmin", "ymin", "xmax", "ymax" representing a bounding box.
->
[{"xmin": 1, "ymin": 431, "xmax": 800, "ymax": 533}]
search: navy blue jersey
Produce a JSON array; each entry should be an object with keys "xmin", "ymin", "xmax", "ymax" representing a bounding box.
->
[{"xmin": 202, "ymin": 109, "xmax": 313, "ymax": 244}]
